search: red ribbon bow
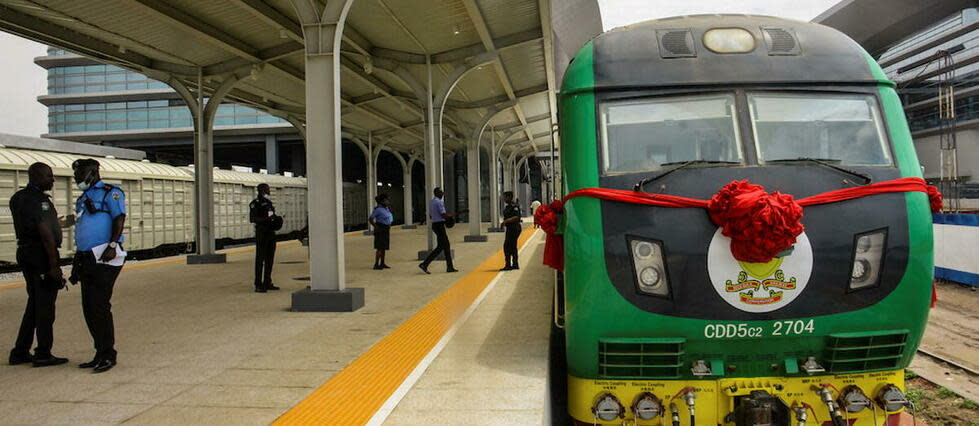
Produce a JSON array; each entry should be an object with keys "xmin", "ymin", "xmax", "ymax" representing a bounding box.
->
[{"xmin": 534, "ymin": 177, "xmax": 942, "ymax": 271}]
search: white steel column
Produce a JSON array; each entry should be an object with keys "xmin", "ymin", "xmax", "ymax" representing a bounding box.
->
[
  {"xmin": 189, "ymin": 66, "xmax": 222, "ymax": 263},
  {"xmin": 403, "ymin": 154, "xmax": 418, "ymax": 229},
  {"xmin": 289, "ymin": 0, "xmax": 362, "ymax": 311},
  {"xmin": 184, "ymin": 69, "xmax": 241, "ymax": 264},
  {"xmin": 422, "ymin": 56, "xmax": 437, "ymax": 255},
  {"xmin": 265, "ymin": 134, "xmax": 279, "ymax": 174},
  {"xmin": 464, "ymin": 140, "xmax": 486, "ymax": 242},
  {"xmin": 365, "ymin": 135, "xmax": 376, "ymax": 226},
  {"xmin": 488, "ymin": 129, "xmax": 502, "ymax": 232}
]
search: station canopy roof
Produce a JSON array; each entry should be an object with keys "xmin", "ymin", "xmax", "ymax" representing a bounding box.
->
[{"xmin": 0, "ymin": 0, "xmax": 583, "ymax": 157}]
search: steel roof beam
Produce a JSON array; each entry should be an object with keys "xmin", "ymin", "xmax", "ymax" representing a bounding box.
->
[
  {"xmin": 460, "ymin": 0, "xmax": 536, "ymax": 144},
  {"xmin": 235, "ymin": 0, "xmax": 303, "ymax": 42},
  {"xmin": 130, "ymin": 0, "xmax": 262, "ymax": 61},
  {"xmin": 443, "ymin": 85, "xmax": 548, "ymax": 109},
  {"xmin": 0, "ymin": 5, "xmax": 197, "ymax": 76},
  {"xmin": 339, "ymin": 96, "xmax": 424, "ymax": 142},
  {"xmin": 493, "ymin": 113, "xmax": 550, "ymax": 130},
  {"xmin": 130, "ymin": 0, "xmax": 306, "ymax": 86},
  {"xmin": 433, "ymin": 28, "xmax": 543, "ymax": 63},
  {"xmin": 370, "ymin": 28, "xmax": 544, "ymax": 64}
]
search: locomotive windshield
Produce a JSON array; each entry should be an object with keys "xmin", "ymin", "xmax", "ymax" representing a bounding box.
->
[
  {"xmin": 748, "ymin": 92, "xmax": 892, "ymax": 166},
  {"xmin": 600, "ymin": 94, "xmax": 742, "ymax": 174}
]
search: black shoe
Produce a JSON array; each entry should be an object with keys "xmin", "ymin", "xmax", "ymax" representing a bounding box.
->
[
  {"xmin": 79, "ymin": 358, "xmax": 100, "ymax": 368},
  {"xmin": 499, "ymin": 266, "xmax": 513, "ymax": 271},
  {"xmin": 8, "ymin": 351, "xmax": 32, "ymax": 365},
  {"xmin": 254, "ymin": 286, "xmax": 267, "ymax": 293},
  {"xmin": 418, "ymin": 264, "xmax": 430, "ymax": 274},
  {"xmin": 92, "ymin": 359, "xmax": 116, "ymax": 373},
  {"xmin": 512, "ymin": 265, "xmax": 520, "ymax": 270},
  {"xmin": 265, "ymin": 284, "xmax": 280, "ymax": 291},
  {"xmin": 373, "ymin": 265, "xmax": 383, "ymax": 270},
  {"xmin": 32, "ymin": 355, "xmax": 68, "ymax": 367},
  {"xmin": 446, "ymin": 268, "xmax": 459, "ymax": 273},
  {"xmin": 381, "ymin": 264, "xmax": 391, "ymax": 269}
]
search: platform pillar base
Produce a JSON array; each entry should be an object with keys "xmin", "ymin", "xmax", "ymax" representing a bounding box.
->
[
  {"xmin": 186, "ymin": 253, "xmax": 227, "ymax": 264},
  {"xmin": 417, "ymin": 249, "xmax": 455, "ymax": 261},
  {"xmin": 291, "ymin": 287, "xmax": 364, "ymax": 312},
  {"xmin": 487, "ymin": 227, "xmax": 504, "ymax": 233},
  {"xmin": 402, "ymin": 224, "xmax": 417, "ymax": 230},
  {"xmin": 464, "ymin": 235, "xmax": 488, "ymax": 242}
]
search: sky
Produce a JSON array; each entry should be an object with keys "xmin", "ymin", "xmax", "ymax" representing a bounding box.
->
[{"xmin": 0, "ymin": 0, "xmax": 842, "ymax": 138}]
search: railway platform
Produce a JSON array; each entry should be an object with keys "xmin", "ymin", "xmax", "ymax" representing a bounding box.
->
[{"xmin": 0, "ymin": 223, "xmax": 551, "ymax": 425}]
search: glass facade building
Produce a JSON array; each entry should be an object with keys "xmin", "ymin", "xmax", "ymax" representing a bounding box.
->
[
  {"xmin": 37, "ymin": 48, "xmax": 302, "ymax": 173},
  {"xmin": 42, "ymin": 49, "xmax": 287, "ymax": 135}
]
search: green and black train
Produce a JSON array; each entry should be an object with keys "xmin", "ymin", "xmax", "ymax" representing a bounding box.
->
[{"xmin": 553, "ymin": 14, "xmax": 933, "ymax": 425}]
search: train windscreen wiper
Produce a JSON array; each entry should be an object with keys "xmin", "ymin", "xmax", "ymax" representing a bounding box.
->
[
  {"xmin": 634, "ymin": 160, "xmax": 739, "ymax": 192},
  {"xmin": 765, "ymin": 157, "xmax": 872, "ymax": 184}
]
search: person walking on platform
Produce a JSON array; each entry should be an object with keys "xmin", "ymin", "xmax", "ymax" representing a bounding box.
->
[
  {"xmin": 8, "ymin": 162, "xmax": 70, "ymax": 367},
  {"xmin": 418, "ymin": 187, "xmax": 457, "ymax": 274},
  {"xmin": 70, "ymin": 159, "xmax": 126, "ymax": 373},
  {"xmin": 529, "ymin": 199, "xmax": 542, "ymax": 229},
  {"xmin": 250, "ymin": 183, "xmax": 281, "ymax": 293},
  {"xmin": 500, "ymin": 191, "xmax": 523, "ymax": 271},
  {"xmin": 369, "ymin": 193, "xmax": 393, "ymax": 270}
]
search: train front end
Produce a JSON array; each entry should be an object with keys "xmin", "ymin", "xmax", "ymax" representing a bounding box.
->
[{"xmin": 557, "ymin": 16, "xmax": 934, "ymax": 425}]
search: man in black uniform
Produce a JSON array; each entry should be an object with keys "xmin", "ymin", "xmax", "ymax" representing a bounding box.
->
[
  {"xmin": 500, "ymin": 191, "xmax": 522, "ymax": 271},
  {"xmin": 9, "ymin": 162, "xmax": 69, "ymax": 367},
  {"xmin": 250, "ymin": 183, "xmax": 280, "ymax": 293}
]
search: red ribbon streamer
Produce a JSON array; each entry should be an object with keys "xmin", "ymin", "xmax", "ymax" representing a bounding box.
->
[{"xmin": 534, "ymin": 177, "xmax": 942, "ymax": 270}]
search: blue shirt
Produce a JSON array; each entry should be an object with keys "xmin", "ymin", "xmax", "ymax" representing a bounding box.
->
[
  {"xmin": 75, "ymin": 180, "xmax": 126, "ymax": 251},
  {"xmin": 428, "ymin": 197, "xmax": 447, "ymax": 223},
  {"xmin": 370, "ymin": 205, "xmax": 393, "ymax": 226}
]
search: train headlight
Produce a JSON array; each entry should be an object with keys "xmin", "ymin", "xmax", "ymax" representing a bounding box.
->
[
  {"xmin": 849, "ymin": 229, "xmax": 887, "ymax": 291},
  {"xmin": 629, "ymin": 238, "xmax": 671, "ymax": 298},
  {"xmin": 703, "ymin": 28, "xmax": 756, "ymax": 53}
]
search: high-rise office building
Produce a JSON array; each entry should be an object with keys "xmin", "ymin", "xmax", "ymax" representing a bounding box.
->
[{"xmin": 36, "ymin": 48, "xmax": 305, "ymax": 175}]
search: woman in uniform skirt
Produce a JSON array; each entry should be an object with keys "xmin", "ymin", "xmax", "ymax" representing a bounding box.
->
[{"xmin": 369, "ymin": 194, "xmax": 393, "ymax": 270}]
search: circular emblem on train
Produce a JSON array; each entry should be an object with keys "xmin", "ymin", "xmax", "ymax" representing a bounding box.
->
[{"xmin": 706, "ymin": 229, "xmax": 813, "ymax": 313}]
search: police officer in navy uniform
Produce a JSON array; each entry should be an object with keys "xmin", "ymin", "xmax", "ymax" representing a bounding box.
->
[
  {"xmin": 8, "ymin": 162, "xmax": 70, "ymax": 367},
  {"xmin": 500, "ymin": 191, "xmax": 522, "ymax": 271},
  {"xmin": 250, "ymin": 183, "xmax": 280, "ymax": 293},
  {"xmin": 71, "ymin": 159, "xmax": 126, "ymax": 373}
]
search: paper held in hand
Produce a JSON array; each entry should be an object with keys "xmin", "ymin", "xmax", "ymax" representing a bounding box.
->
[{"xmin": 91, "ymin": 243, "xmax": 126, "ymax": 267}]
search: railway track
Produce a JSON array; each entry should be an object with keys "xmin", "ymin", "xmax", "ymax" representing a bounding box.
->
[{"xmin": 912, "ymin": 345, "xmax": 979, "ymax": 404}]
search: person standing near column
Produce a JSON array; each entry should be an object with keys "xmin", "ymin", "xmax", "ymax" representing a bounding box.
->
[
  {"xmin": 250, "ymin": 183, "xmax": 280, "ymax": 293},
  {"xmin": 418, "ymin": 187, "xmax": 457, "ymax": 274},
  {"xmin": 71, "ymin": 159, "xmax": 125, "ymax": 373},
  {"xmin": 369, "ymin": 193, "xmax": 393, "ymax": 270},
  {"xmin": 8, "ymin": 162, "xmax": 69, "ymax": 367},
  {"xmin": 500, "ymin": 191, "xmax": 522, "ymax": 271}
]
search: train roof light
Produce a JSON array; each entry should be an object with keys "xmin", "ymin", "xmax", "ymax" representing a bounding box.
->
[{"xmin": 703, "ymin": 28, "xmax": 756, "ymax": 54}]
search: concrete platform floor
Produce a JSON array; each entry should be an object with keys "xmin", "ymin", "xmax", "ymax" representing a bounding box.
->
[
  {"xmin": 382, "ymin": 235, "xmax": 551, "ymax": 425},
  {"xmin": 0, "ymin": 224, "xmax": 538, "ymax": 425}
]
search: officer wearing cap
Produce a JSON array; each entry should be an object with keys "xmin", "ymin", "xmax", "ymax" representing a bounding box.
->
[
  {"xmin": 250, "ymin": 183, "xmax": 281, "ymax": 293},
  {"xmin": 71, "ymin": 158, "xmax": 126, "ymax": 373},
  {"xmin": 8, "ymin": 162, "xmax": 69, "ymax": 367}
]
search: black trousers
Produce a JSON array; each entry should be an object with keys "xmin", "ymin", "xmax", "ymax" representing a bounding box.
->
[
  {"xmin": 13, "ymin": 260, "xmax": 58, "ymax": 358},
  {"xmin": 422, "ymin": 222, "xmax": 453, "ymax": 269},
  {"xmin": 255, "ymin": 229, "xmax": 276, "ymax": 286},
  {"xmin": 504, "ymin": 225, "xmax": 521, "ymax": 267},
  {"xmin": 79, "ymin": 259, "xmax": 121, "ymax": 362}
]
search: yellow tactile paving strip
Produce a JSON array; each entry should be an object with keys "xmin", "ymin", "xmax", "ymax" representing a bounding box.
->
[{"xmin": 274, "ymin": 228, "xmax": 538, "ymax": 425}]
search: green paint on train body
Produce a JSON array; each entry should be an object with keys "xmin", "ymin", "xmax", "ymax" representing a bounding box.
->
[{"xmin": 557, "ymin": 39, "xmax": 934, "ymax": 381}]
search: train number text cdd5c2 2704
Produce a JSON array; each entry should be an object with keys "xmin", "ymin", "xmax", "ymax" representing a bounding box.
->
[{"xmin": 703, "ymin": 320, "xmax": 815, "ymax": 339}]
